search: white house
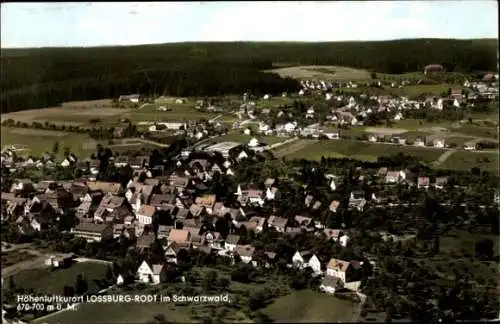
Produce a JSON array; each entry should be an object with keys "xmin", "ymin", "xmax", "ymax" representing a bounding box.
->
[
  {"xmin": 394, "ymin": 112, "xmax": 404, "ymax": 120},
  {"xmin": 136, "ymin": 204, "xmax": 155, "ymax": 225},
  {"xmin": 306, "ymin": 107, "xmax": 315, "ymax": 118},
  {"xmin": 325, "ymin": 93, "xmax": 333, "ymax": 101},
  {"xmin": 237, "ymin": 150, "xmax": 249, "ymax": 160},
  {"xmin": 234, "ymin": 245, "xmax": 255, "ymax": 264},
  {"xmin": 263, "ymin": 94, "xmax": 270, "ymax": 100},
  {"xmin": 433, "ymin": 139, "xmax": 445, "ymax": 149},
  {"xmin": 136, "ymin": 260, "xmax": 167, "ymax": 285},
  {"xmin": 265, "ymin": 187, "xmax": 277, "ymax": 200},
  {"xmin": 224, "ymin": 234, "xmax": 240, "ymax": 252},
  {"xmin": 292, "ymin": 251, "xmax": 322, "ymax": 274},
  {"xmin": 248, "ymin": 137, "xmax": 259, "ymax": 148}
]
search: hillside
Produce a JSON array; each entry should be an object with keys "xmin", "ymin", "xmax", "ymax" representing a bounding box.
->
[{"xmin": 1, "ymin": 39, "xmax": 497, "ymax": 113}]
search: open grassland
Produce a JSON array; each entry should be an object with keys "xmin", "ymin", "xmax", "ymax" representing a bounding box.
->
[
  {"xmin": 1, "ymin": 101, "xmax": 129, "ymax": 126},
  {"xmin": 455, "ymin": 124, "xmax": 498, "ymax": 139},
  {"xmin": 6, "ymin": 261, "xmax": 109, "ymax": 296},
  {"xmin": 256, "ymin": 96, "xmax": 296, "ymax": 108},
  {"xmin": 263, "ymin": 289, "xmax": 359, "ymax": 322},
  {"xmin": 438, "ymin": 151, "xmax": 499, "ymax": 172},
  {"xmin": 286, "ymin": 140, "xmax": 445, "ymax": 163},
  {"xmin": 1, "ymin": 250, "xmax": 38, "ymax": 267},
  {"xmin": 1, "ymin": 127, "xmax": 96, "ymax": 159},
  {"xmin": 272, "ymin": 139, "xmax": 318, "ymax": 158},
  {"xmin": 125, "ymin": 103, "xmax": 220, "ymax": 122},
  {"xmin": 266, "ymin": 65, "xmax": 371, "ymax": 81},
  {"xmin": 389, "ymin": 84, "xmax": 461, "ymax": 97}
]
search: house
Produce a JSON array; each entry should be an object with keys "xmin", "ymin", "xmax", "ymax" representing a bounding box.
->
[
  {"xmin": 247, "ymin": 216, "xmax": 266, "ymax": 233},
  {"xmin": 385, "ymin": 170, "xmax": 406, "ymax": 184},
  {"xmin": 119, "ymin": 94, "xmax": 140, "ymax": 103},
  {"xmin": 164, "ymin": 242, "xmax": 189, "ymax": 264},
  {"xmin": 326, "ymin": 258, "xmax": 361, "ymax": 283},
  {"xmin": 417, "ymin": 177, "xmax": 430, "ymax": 189},
  {"xmin": 432, "ymin": 138, "xmax": 445, "ymax": 148},
  {"xmin": 234, "ymin": 245, "xmax": 255, "ymax": 264},
  {"xmin": 295, "ymin": 215, "xmax": 313, "ymax": 228},
  {"xmin": 116, "ymin": 271, "xmax": 135, "ymax": 286},
  {"xmin": 136, "ymin": 260, "xmax": 167, "ymax": 285},
  {"xmin": 434, "ymin": 177, "xmax": 448, "ymax": 189},
  {"xmin": 329, "ymin": 200, "xmax": 340, "ymax": 213},
  {"xmin": 136, "ymin": 204, "xmax": 156, "ymax": 225},
  {"xmin": 464, "ymin": 143, "xmax": 477, "ymax": 151},
  {"xmin": 87, "ymin": 181, "xmax": 122, "ymax": 195},
  {"xmin": 320, "ymin": 276, "xmax": 343, "ymax": 294},
  {"xmin": 136, "ymin": 233, "xmax": 156, "ymax": 250},
  {"xmin": 44, "ymin": 253, "xmax": 75, "ymax": 269},
  {"xmin": 414, "ymin": 138, "xmax": 425, "ymax": 147},
  {"xmin": 71, "ymin": 223, "xmax": 113, "ymax": 242},
  {"xmin": 265, "ymin": 187, "xmax": 278, "ymax": 200},
  {"xmin": 267, "ymin": 215, "xmax": 288, "ymax": 232},
  {"xmin": 224, "ymin": 234, "xmax": 240, "ymax": 252},
  {"xmin": 30, "ymin": 214, "xmax": 53, "ymax": 232},
  {"xmin": 292, "ymin": 251, "xmax": 322, "ymax": 273},
  {"xmin": 195, "ymin": 195, "xmax": 216, "ymax": 214},
  {"xmin": 167, "ymin": 229, "xmax": 191, "ymax": 245},
  {"xmin": 368, "ymin": 135, "xmax": 377, "ymax": 142},
  {"xmin": 204, "ymin": 231, "xmax": 222, "ymax": 249}
]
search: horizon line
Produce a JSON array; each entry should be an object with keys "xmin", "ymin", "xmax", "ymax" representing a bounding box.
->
[{"xmin": 2, "ymin": 37, "xmax": 498, "ymax": 50}]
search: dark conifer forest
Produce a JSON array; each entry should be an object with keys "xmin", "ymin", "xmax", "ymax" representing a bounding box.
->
[{"xmin": 1, "ymin": 39, "xmax": 497, "ymax": 112}]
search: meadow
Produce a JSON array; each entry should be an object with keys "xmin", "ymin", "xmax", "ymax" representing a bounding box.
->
[
  {"xmin": 284, "ymin": 139, "xmax": 445, "ymax": 163},
  {"xmin": 1, "ymin": 127, "xmax": 96, "ymax": 159},
  {"xmin": 438, "ymin": 151, "xmax": 499, "ymax": 172},
  {"xmin": 6, "ymin": 261, "xmax": 109, "ymax": 296},
  {"xmin": 262, "ymin": 289, "xmax": 360, "ymax": 322}
]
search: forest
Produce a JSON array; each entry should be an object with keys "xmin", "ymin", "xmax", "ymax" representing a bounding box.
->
[{"xmin": 1, "ymin": 38, "xmax": 497, "ymax": 113}]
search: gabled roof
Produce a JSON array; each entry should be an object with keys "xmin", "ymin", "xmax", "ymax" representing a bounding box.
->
[
  {"xmin": 137, "ymin": 204, "xmax": 156, "ymax": 217},
  {"xmin": 235, "ymin": 244, "xmax": 255, "ymax": 257},
  {"xmin": 168, "ymin": 229, "xmax": 190, "ymax": 243},
  {"xmin": 225, "ymin": 234, "xmax": 240, "ymax": 245}
]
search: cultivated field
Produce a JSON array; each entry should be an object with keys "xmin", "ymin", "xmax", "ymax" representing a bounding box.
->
[
  {"xmin": 1, "ymin": 100, "xmax": 130, "ymax": 126},
  {"xmin": 282, "ymin": 139, "xmax": 445, "ymax": 163},
  {"xmin": 124, "ymin": 102, "xmax": 220, "ymax": 122},
  {"xmin": 438, "ymin": 151, "xmax": 499, "ymax": 172},
  {"xmin": 5, "ymin": 261, "xmax": 109, "ymax": 295},
  {"xmin": 272, "ymin": 139, "xmax": 319, "ymax": 158},
  {"xmin": 263, "ymin": 289, "xmax": 360, "ymax": 322},
  {"xmin": 1, "ymin": 127, "xmax": 96, "ymax": 159},
  {"xmin": 266, "ymin": 65, "xmax": 371, "ymax": 81}
]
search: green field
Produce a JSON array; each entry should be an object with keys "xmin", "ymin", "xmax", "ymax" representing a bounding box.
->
[
  {"xmin": 439, "ymin": 151, "xmax": 499, "ymax": 172},
  {"xmin": 287, "ymin": 140, "xmax": 445, "ymax": 163},
  {"xmin": 263, "ymin": 289, "xmax": 359, "ymax": 322},
  {"xmin": 390, "ymin": 84, "xmax": 461, "ymax": 97},
  {"xmin": 455, "ymin": 124, "xmax": 498, "ymax": 139},
  {"xmin": 6, "ymin": 261, "xmax": 109, "ymax": 296},
  {"xmin": 126, "ymin": 103, "xmax": 220, "ymax": 122},
  {"xmin": 445, "ymin": 136, "xmax": 475, "ymax": 146},
  {"xmin": 1, "ymin": 127, "xmax": 96, "ymax": 159},
  {"xmin": 265, "ymin": 65, "xmax": 371, "ymax": 81}
]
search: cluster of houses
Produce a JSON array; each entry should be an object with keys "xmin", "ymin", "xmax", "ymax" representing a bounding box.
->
[{"xmin": 5, "ymin": 145, "xmax": 497, "ymax": 294}]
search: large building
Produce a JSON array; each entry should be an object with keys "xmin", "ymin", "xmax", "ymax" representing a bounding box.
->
[{"xmin": 204, "ymin": 141, "xmax": 243, "ymax": 158}]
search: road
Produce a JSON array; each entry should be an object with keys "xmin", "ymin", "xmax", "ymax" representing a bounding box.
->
[
  {"xmin": 135, "ymin": 138, "xmax": 170, "ymax": 148},
  {"xmin": 432, "ymin": 138, "xmax": 486, "ymax": 167},
  {"xmin": 2, "ymin": 253, "xmax": 47, "ymax": 277}
]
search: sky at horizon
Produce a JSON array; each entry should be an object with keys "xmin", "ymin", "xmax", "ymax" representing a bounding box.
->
[{"xmin": 1, "ymin": 1, "xmax": 498, "ymax": 48}]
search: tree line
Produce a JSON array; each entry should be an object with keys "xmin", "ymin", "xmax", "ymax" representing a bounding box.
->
[{"xmin": 2, "ymin": 39, "xmax": 497, "ymax": 113}]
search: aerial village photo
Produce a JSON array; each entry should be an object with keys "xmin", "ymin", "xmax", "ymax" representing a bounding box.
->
[{"xmin": 0, "ymin": 1, "xmax": 499, "ymax": 323}]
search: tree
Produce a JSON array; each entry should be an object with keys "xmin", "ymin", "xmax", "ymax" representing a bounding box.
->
[
  {"xmin": 63, "ymin": 285, "xmax": 75, "ymax": 297},
  {"xmin": 371, "ymin": 72, "xmax": 377, "ymax": 80},
  {"xmin": 202, "ymin": 270, "xmax": 218, "ymax": 291},
  {"xmin": 52, "ymin": 141, "xmax": 60, "ymax": 154},
  {"xmin": 475, "ymin": 239, "xmax": 494, "ymax": 260},
  {"xmin": 106, "ymin": 265, "xmax": 114, "ymax": 281},
  {"xmin": 74, "ymin": 274, "xmax": 88, "ymax": 295}
]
